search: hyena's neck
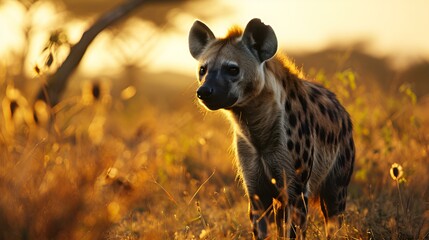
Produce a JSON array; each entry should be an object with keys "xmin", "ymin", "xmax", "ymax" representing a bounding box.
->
[
  {"xmin": 230, "ymin": 57, "xmax": 302, "ymax": 151},
  {"xmin": 232, "ymin": 92, "xmax": 283, "ymax": 142},
  {"xmin": 231, "ymin": 96, "xmax": 283, "ymax": 150}
]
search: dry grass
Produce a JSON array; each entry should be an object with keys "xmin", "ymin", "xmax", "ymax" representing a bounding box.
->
[{"xmin": 1, "ymin": 67, "xmax": 428, "ymax": 240}]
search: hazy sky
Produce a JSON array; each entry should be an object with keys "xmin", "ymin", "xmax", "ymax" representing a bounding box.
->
[
  {"xmin": 238, "ymin": 0, "xmax": 429, "ymax": 55},
  {"xmin": 1, "ymin": 0, "xmax": 428, "ymax": 76},
  {"xmin": 161, "ymin": 0, "xmax": 429, "ymax": 74}
]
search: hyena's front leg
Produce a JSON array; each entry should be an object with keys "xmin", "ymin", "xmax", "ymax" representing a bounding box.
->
[
  {"xmin": 271, "ymin": 181, "xmax": 309, "ymax": 239},
  {"xmin": 274, "ymin": 201, "xmax": 289, "ymax": 238},
  {"xmin": 290, "ymin": 188, "xmax": 309, "ymax": 239},
  {"xmin": 249, "ymin": 200, "xmax": 268, "ymax": 240},
  {"xmin": 320, "ymin": 172, "xmax": 350, "ymax": 238},
  {"xmin": 276, "ymin": 182, "xmax": 309, "ymax": 239}
]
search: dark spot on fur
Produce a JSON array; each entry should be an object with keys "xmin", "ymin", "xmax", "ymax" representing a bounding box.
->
[
  {"xmin": 302, "ymin": 150, "xmax": 309, "ymax": 163},
  {"xmin": 339, "ymin": 119, "xmax": 346, "ymax": 138},
  {"xmin": 281, "ymin": 77, "xmax": 287, "ymax": 89},
  {"xmin": 289, "ymin": 90, "xmax": 297, "ymax": 100},
  {"xmin": 347, "ymin": 117, "xmax": 353, "ymax": 133},
  {"xmin": 309, "ymin": 94, "xmax": 315, "ymax": 103},
  {"xmin": 345, "ymin": 148, "xmax": 351, "ymax": 160},
  {"xmin": 309, "ymin": 113, "xmax": 315, "ymax": 128},
  {"xmin": 286, "ymin": 128, "xmax": 292, "ymax": 136},
  {"xmin": 318, "ymin": 127, "xmax": 326, "ymax": 143},
  {"xmin": 318, "ymin": 103, "xmax": 326, "ymax": 115},
  {"xmin": 333, "ymin": 135, "xmax": 339, "ymax": 145},
  {"xmin": 338, "ymin": 154, "xmax": 346, "ymax": 168},
  {"xmin": 295, "ymin": 142, "xmax": 301, "ymax": 155},
  {"xmin": 285, "ymin": 100, "xmax": 291, "ymax": 112},
  {"xmin": 339, "ymin": 129, "xmax": 345, "ymax": 139},
  {"xmin": 333, "ymin": 111, "xmax": 338, "ymax": 123},
  {"xmin": 298, "ymin": 95, "xmax": 307, "ymax": 113},
  {"xmin": 301, "ymin": 169, "xmax": 309, "ymax": 182},
  {"xmin": 301, "ymin": 120, "xmax": 310, "ymax": 135},
  {"xmin": 345, "ymin": 165, "xmax": 354, "ymax": 184},
  {"xmin": 305, "ymin": 138, "xmax": 310, "ymax": 148},
  {"xmin": 342, "ymin": 168, "xmax": 353, "ymax": 187},
  {"xmin": 327, "ymin": 131, "xmax": 334, "ymax": 145},
  {"xmin": 310, "ymin": 86, "xmax": 322, "ymax": 101},
  {"xmin": 313, "ymin": 86, "xmax": 322, "ymax": 95},
  {"xmin": 349, "ymin": 137, "xmax": 355, "ymax": 151},
  {"xmin": 327, "ymin": 109, "xmax": 337, "ymax": 123},
  {"xmin": 289, "ymin": 113, "xmax": 297, "ymax": 127},
  {"xmin": 294, "ymin": 160, "xmax": 302, "ymax": 170},
  {"xmin": 287, "ymin": 140, "xmax": 294, "ymax": 151}
]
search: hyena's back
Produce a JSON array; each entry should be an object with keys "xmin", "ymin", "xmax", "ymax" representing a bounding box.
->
[{"xmin": 285, "ymin": 78, "xmax": 355, "ymax": 198}]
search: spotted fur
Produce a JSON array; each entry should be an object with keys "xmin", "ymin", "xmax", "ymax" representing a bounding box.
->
[{"xmin": 189, "ymin": 19, "xmax": 355, "ymax": 239}]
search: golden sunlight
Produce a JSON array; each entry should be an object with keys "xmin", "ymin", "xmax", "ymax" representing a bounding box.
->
[
  {"xmin": 0, "ymin": 0, "xmax": 427, "ymax": 77},
  {"xmin": 1, "ymin": 1, "xmax": 429, "ymax": 239}
]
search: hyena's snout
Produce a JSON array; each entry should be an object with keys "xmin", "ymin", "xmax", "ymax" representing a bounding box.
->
[
  {"xmin": 196, "ymin": 85, "xmax": 213, "ymax": 100},
  {"xmin": 196, "ymin": 79, "xmax": 238, "ymax": 111}
]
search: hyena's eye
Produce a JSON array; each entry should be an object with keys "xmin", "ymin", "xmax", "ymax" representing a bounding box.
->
[
  {"xmin": 227, "ymin": 66, "xmax": 240, "ymax": 76},
  {"xmin": 199, "ymin": 65, "xmax": 207, "ymax": 76}
]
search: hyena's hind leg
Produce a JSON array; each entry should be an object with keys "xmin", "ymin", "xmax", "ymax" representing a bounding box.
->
[
  {"xmin": 319, "ymin": 183, "xmax": 347, "ymax": 238},
  {"xmin": 320, "ymin": 148, "xmax": 354, "ymax": 238}
]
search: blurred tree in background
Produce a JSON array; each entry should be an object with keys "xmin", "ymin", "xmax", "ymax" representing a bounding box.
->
[{"xmin": 0, "ymin": 0, "xmax": 232, "ymax": 107}]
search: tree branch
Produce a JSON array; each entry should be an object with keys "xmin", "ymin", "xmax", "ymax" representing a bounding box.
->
[{"xmin": 36, "ymin": 0, "xmax": 145, "ymax": 107}]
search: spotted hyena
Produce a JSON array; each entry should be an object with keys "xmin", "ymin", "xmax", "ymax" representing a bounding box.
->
[{"xmin": 188, "ymin": 18, "xmax": 355, "ymax": 239}]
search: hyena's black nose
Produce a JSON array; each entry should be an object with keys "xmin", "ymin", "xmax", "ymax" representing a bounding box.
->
[{"xmin": 197, "ymin": 86, "xmax": 214, "ymax": 100}]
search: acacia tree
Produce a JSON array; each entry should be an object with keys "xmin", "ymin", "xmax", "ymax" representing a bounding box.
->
[
  {"xmin": 32, "ymin": 0, "xmax": 229, "ymax": 108},
  {"xmin": 35, "ymin": 0, "xmax": 146, "ymax": 107}
]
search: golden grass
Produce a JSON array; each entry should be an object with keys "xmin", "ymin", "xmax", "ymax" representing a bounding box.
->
[{"xmin": 1, "ymin": 68, "xmax": 428, "ymax": 239}]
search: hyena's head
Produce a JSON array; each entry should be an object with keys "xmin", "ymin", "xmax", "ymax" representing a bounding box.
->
[{"xmin": 188, "ymin": 18, "xmax": 278, "ymax": 110}]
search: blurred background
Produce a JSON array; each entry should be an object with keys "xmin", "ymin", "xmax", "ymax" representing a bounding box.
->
[
  {"xmin": 1, "ymin": 0, "xmax": 429, "ymax": 96},
  {"xmin": 0, "ymin": 0, "xmax": 428, "ymax": 239}
]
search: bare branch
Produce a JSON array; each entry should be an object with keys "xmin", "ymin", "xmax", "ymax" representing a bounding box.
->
[{"xmin": 36, "ymin": 0, "xmax": 145, "ymax": 107}]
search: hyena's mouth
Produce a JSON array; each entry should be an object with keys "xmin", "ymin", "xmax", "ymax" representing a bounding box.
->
[{"xmin": 198, "ymin": 95, "xmax": 238, "ymax": 110}]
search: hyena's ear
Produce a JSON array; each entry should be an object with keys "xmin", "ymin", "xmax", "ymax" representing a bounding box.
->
[
  {"xmin": 189, "ymin": 20, "xmax": 216, "ymax": 59},
  {"xmin": 242, "ymin": 18, "xmax": 278, "ymax": 62}
]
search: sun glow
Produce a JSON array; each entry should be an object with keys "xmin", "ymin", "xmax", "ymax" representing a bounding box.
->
[{"xmin": 0, "ymin": 0, "xmax": 428, "ymax": 76}]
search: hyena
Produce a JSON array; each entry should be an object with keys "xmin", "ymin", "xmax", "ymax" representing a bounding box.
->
[{"xmin": 188, "ymin": 19, "xmax": 355, "ymax": 239}]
